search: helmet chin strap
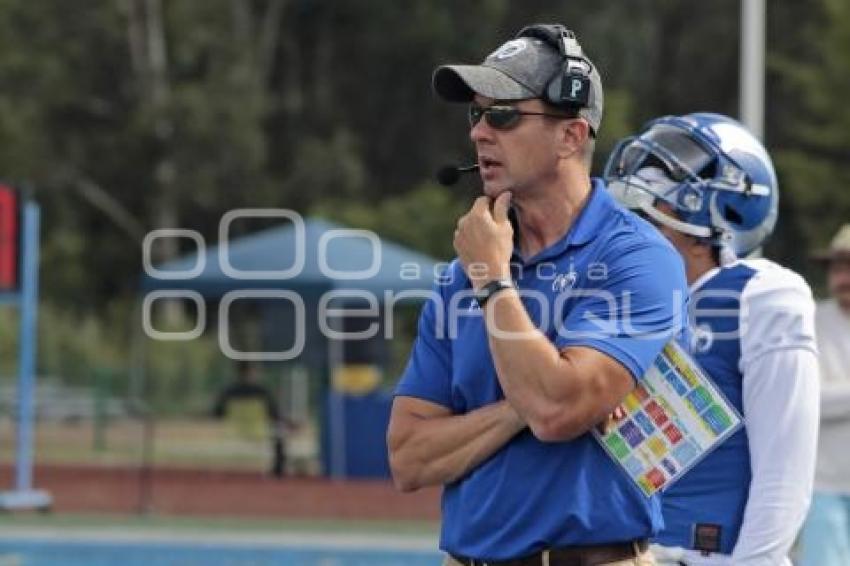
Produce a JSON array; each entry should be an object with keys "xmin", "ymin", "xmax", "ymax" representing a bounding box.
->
[
  {"xmin": 719, "ymin": 242, "xmax": 738, "ymax": 266},
  {"xmin": 645, "ymin": 203, "xmax": 737, "ymax": 266},
  {"xmin": 639, "ymin": 203, "xmax": 713, "ymax": 238},
  {"xmin": 716, "ymin": 229, "xmax": 739, "ymax": 266},
  {"xmin": 611, "ymin": 168, "xmax": 716, "ymax": 239}
]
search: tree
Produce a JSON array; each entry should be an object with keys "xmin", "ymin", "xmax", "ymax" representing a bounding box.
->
[{"xmin": 768, "ymin": 0, "xmax": 850, "ymax": 284}]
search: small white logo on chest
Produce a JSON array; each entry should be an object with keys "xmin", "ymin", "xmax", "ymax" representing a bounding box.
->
[
  {"xmin": 552, "ymin": 271, "xmax": 578, "ymax": 293},
  {"xmin": 691, "ymin": 323, "xmax": 714, "ymax": 353}
]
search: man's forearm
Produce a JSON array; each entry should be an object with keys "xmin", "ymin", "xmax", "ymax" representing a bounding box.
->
[
  {"xmin": 388, "ymin": 399, "xmax": 525, "ymax": 491},
  {"xmin": 484, "ymin": 289, "xmax": 565, "ymax": 415},
  {"xmin": 483, "ymin": 290, "xmax": 628, "ymax": 441}
]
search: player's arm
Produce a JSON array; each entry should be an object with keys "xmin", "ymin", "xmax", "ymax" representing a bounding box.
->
[
  {"xmin": 387, "ymin": 396, "xmax": 525, "ymax": 492},
  {"xmin": 483, "ymin": 291, "xmax": 634, "ymax": 442},
  {"xmin": 732, "ymin": 272, "xmax": 820, "ymax": 564}
]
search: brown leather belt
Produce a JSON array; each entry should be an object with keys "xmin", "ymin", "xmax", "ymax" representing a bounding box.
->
[{"xmin": 450, "ymin": 539, "xmax": 648, "ymax": 566}]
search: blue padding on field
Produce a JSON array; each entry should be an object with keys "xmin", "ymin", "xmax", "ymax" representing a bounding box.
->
[{"xmin": 321, "ymin": 391, "xmax": 393, "ymax": 479}]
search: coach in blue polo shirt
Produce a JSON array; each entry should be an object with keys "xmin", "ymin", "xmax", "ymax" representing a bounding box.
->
[{"xmin": 387, "ymin": 24, "xmax": 687, "ymax": 566}]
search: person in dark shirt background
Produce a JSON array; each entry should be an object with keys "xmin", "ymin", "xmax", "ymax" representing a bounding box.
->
[{"xmin": 213, "ymin": 361, "xmax": 298, "ymax": 477}]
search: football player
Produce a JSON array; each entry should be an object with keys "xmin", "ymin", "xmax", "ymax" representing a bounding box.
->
[{"xmin": 605, "ymin": 113, "xmax": 820, "ymax": 565}]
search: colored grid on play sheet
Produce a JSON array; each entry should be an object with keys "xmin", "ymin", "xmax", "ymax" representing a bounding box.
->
[{"xmin": 596, "ymin": 341, "xmax": 742, "ymax": 496}]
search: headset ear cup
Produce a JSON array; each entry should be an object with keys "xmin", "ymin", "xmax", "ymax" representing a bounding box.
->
[
  {"xmin": 563, "ymin": 74, "xmax": 590, "ymax": 105},
  {"xmin": 516, "ymin": 24, "xmax": 592, "ymax": 107},
  {"xmin": 545, "ymin": 73, "xmax": 562, "ymax": 106},
  {"xmin": 546, "ymin": 68, "xmax": 590, "ymax": 106}
]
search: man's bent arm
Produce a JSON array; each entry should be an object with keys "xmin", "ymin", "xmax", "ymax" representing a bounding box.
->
[
  {"xmin": 483, "ymin": 289, "xmax": 634, "ymax": 442},
  {"xmin": 387, "ymin": 396, "xmax": 525, "ymax": 492}
]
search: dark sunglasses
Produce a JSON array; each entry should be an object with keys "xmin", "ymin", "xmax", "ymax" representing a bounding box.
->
[{"xmin": 468, "ymin": 103, "xmax": 573, "ymax": 130}]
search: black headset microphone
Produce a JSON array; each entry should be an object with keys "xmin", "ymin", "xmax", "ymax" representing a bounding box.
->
[{"xmin": 436, "ymin": 163, "xmax": 479, "ymax": 186}]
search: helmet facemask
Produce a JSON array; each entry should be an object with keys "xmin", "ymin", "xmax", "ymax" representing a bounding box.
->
[{"xmin": 604, "ymin": 119, "xmax": 773, "ymax": 257}]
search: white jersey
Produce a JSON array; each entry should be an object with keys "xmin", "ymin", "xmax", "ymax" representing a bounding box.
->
[{"xmin": 655, "ymin": 258, "xmax": 820, "ymax": 566}]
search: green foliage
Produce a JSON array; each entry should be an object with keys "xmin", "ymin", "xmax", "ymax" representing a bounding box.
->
[
  {"xmin": 286, "ymin": 129, "xmax": 366, "ymax": 204},
  {"xmin": 768, "ymin": 0, "xmax": 850, "ymax": 286},
  {"xmin": 592, "ymin": 89, "xmax": 635, "ymax": 174},
  {"xmin": 0, "ymin": 302, "xmax": 124, "ymax": 383},
  {"xmin": 0, "ymin": 0, "xmax": 846, "ymax": 404},
  {"xmin": 144, "ymin": 333, "xmax": 230, "ymax": 414},
  {"xmin": 0, "ymin": 301, "xmax": 229, "ymax": 414},
  {"xmin": 38, "ymin": 305, "xmax": 124, "ymax": 384},
  {"xmin": 0, "ymin": 0, "xmax": 839, "ymax": 307},
  {"xmin": 312, "ymin": 181, "xmax": 468, "ymax": 261}
]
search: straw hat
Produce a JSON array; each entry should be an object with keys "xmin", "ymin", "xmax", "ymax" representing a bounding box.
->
[{"xmin": 812, "ymin": 224, "xmax": 850, "ymax": 262}]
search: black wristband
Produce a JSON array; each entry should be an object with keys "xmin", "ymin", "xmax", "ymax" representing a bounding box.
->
[{"xmin": 475, "ymin": 279, "xmax": 515, "ymax": 308}]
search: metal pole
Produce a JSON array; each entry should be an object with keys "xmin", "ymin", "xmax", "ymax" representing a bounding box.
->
[
  {"xmin": 129, "ymin": 298, "xmax": 154, "ymax": 514},
  {"xmin": 0, "ymin": 200, "xmax": 51, "ymax": 510},
  {"xmin": 15, "ymin": 203, "xmax": 39, "ymax": 492},
  {"xmin": 740, "ymin": 0, "xmax": 766, "ymax": 139}
]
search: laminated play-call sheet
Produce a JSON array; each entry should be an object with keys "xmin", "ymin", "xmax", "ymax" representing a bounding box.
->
[{"xmin": 593, "ymin": 340, "xmax": 743, "ymax": 496}]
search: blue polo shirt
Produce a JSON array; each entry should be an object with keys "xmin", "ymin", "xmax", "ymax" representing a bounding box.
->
[{"xmin": 395, "ymin": 179, "xmax": 688, "ymax": 561}]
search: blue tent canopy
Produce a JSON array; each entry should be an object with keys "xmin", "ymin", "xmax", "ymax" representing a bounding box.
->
[
  {"xmin": 141, "ymin": 218, "xmax": 441, "ymax": 299},
  {"xmin": 141, "ymin": 217, "xmax": 440, "ymax": 480}
]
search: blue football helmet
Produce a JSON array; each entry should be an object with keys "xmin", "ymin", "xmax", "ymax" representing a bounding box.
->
[{"xmin": 604, "ymin": 112, "xmax": 778, "ymax": 257}]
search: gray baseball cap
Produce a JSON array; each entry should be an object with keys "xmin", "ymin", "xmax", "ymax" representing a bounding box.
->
[{"xmin": 432, "ymin": 32, "xmax": 604, "ymax": 134}]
